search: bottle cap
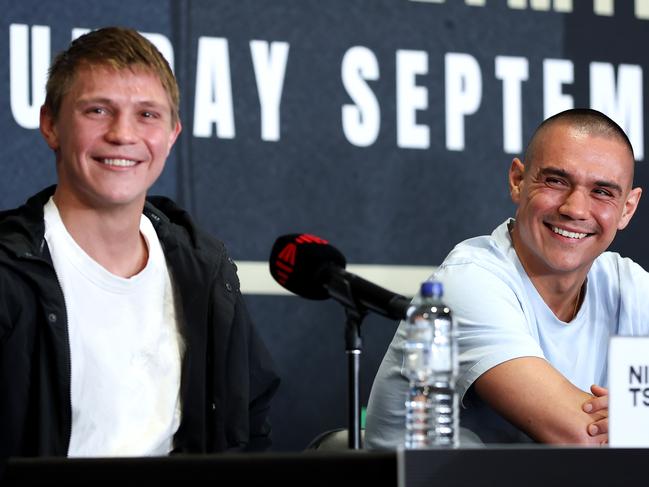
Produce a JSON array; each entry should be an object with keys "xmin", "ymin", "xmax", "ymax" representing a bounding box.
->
[{"xmin": 420, "ymin": 280, "xmax": 443, "ymax": 298}]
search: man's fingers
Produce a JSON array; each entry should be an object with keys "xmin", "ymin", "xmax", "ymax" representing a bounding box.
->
[
  {"xmin": 583, "ymin": 395, "xmax": 608, "ymax": 413},
  {"xmin": 587, "ymin": 418, "xmax": 609, "ymax": 436},
  {"xmin": 590, "ymin": 384, "xmax": 609, "ymax": 397}
]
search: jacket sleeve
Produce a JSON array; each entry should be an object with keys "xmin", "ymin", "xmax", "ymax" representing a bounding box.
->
[
  {"xmin": 0, "ymin": 264, "xmax": 39, "ymax": 458},
  {"xmin": 212, "ymin": 254, "xmax": 280, "ymax": 453},
  {"xmin": 0, "ymin": 265, "xmax": 19, "ymax": 345},
  {"xmin": 236, "ymin": 293, "xmax": 280, "ymax": 452},
  {"xmin": 163, "ymin": 216, "xmax": 281, "ymax": 454}
]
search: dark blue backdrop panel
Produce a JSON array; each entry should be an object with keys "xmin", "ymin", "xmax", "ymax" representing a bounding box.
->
[
  {"xmin": 185, "ymin": 0, "xmax": 547, "ymax": 265},
  {"xmin": 183, "ymin": 0, "xmax": 648, "ymax": 267}
]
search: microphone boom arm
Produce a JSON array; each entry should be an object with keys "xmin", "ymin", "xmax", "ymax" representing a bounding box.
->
[{"xmin": 322, "ymin": 266, "xmax": 411, "ymax": 321}]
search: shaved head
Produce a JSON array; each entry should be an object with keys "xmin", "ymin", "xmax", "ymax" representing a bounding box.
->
[{"xmin": 524, "ymin": 109, "xmax": 635, "ymax": 184}]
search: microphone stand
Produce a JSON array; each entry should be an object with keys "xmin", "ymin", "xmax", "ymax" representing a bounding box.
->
[
  {"xmin": 324, "ymin": 268, "xmax": 367, "ymax": 450},
  {"xmin": 344, "ymin": 306, "xmax": 365, "ymax": 450}
]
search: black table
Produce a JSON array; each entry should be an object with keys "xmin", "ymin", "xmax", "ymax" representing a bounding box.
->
[{"xmin": 2, "ymin": 447, "xmax": 645, "ymax": 487}]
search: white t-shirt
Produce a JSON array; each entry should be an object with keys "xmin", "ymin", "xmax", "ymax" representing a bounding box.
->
[
  {"xmin": 365, "ymin": 219, "xmax": 649, "ymax": 447},
  {"xmin": 43, "ymin": 198, "xmax": 182, "ymax": 457},
  {"xmin": 441, "ymin": 220, "xmax": 649, "ymax": 399}
]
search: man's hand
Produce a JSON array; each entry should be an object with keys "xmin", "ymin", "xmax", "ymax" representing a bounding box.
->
[{"xmin": 582, "ymin": 384, "xmax": 608, "ymax": 444}]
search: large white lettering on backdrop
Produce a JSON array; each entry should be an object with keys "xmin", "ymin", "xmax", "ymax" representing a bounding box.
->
[
  {"xmin": 9, "ymin": 24, "xmax": 49, "ymax": 130},
  {"xmin": 192, "ymin": 38, "xmax": 289, "ymax": 141},
  {"xmin": 340, "ymin": 46, "xmax": 645, "ymax": 159},
  {"xmin": 6, "ymin": 23, "xmax": 646, "ymax": 159}
]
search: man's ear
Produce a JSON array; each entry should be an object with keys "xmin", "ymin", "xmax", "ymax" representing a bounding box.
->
[
  {"xmin": 618, "ymin": 187, "xmax": 642, "ymax": 230},
  {"xmin": 509, "ymin": 158, "xmax": 525, "ymax": 204},
  {"xmin": 39, "ymin": 105, "xmax": 60, "ymax": 152},
  {"xmin": 167, "ymin": 120, "xmax": 182, "ymax": 152}
]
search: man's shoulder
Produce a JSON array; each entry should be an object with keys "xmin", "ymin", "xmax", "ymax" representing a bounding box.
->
[
  {"xmin": 591, "ymin": 251, "xmax": 649, "ymax": 285},
  {"xmin": 0, "ymin": 187, "xmax": 52, "ymax": 259},
  {"xmin": 434, "ymin": 221, "xmax": 527, "ymax": 311},
  {"xmin": 144, "ymin": 195, "xmax": 239, "ymax": 284},
  {"xmin": 441, "ymin": 221, "xmax": 514, "ymax": 273},
  {"xmin": 145, "ymin": 195, "xmax": 226, "ymax": 253}
]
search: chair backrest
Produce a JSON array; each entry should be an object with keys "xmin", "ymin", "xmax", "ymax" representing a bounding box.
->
[{"xmin": 305, "ymin": 428, "xmax": 365, "ymax": 451}]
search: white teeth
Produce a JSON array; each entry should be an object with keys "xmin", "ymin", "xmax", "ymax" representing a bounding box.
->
[
  {"xmin": 552, "ymin": 226, "xmax": 587, "ymax": 239},
  {"xmin": 101, "ymin": 158, "xmax": 137, "ymax": 167}
]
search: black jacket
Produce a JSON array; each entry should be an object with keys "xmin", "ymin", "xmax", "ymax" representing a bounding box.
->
[{"xmin": 0, "ymin": 186, "xmax": 279, "ymax": 457}]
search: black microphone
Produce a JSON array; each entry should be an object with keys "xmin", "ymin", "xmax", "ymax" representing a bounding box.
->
[{"xmin": 269, "ymin": 234, "xmax": 410, "ymax": 320}]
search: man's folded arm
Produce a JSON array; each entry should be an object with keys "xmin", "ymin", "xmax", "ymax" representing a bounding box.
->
[{"xmin": 473, "ymin": 356, "xmax": 607, "ymax": 445}]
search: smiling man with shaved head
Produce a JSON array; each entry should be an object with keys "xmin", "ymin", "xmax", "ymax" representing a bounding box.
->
[{"xmin": 366, "ymin": 108, "xmax": 649, "ymax": 447}]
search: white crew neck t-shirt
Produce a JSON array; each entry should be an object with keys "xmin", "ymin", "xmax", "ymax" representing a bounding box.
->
[{"xmin": 43, "ymin": 198, "xmax": 182, "ymax": 457}]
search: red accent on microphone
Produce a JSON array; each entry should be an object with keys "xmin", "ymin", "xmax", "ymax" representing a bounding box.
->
[
  {"xmin": 269, "ymin": 233, "xmax": 346, "ymax": 300},
  {"xmin": 277, "ymin": 271, "xmax": 289, "ymax": 284},
  {"xmin": 296, "ymin": 234, "xmax": 328, "ymax": 245},
  {"xmin": 274, "ymin": 260, "xmax": 293, "ymax": 274},
  {"xmin": 278, "ymin": 243, "xmax": 297, "ymax": 265}
]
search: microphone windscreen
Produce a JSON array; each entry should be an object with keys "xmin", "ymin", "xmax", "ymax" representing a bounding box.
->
[{"xmin": 269, "ymin": 234, "xmax": 346, "ymax": 300}]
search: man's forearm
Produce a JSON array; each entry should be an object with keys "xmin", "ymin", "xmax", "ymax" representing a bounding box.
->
[{"xmin": 474, "ymin": 357, "xmax": 608, "ymax": 445}]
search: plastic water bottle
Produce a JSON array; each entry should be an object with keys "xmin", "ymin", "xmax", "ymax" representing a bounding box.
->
[
  {"xmin": 404, "ymin": 282, "xmax": 434, "ymax": 449},
  {"xmin": 404, "ymin": 281, "xmax": 458, "ymax": 448}
]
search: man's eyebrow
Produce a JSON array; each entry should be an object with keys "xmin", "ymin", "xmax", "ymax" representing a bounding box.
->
[
  {"xmin": 75, "ymin": 96, "xmax": 113, "ymax": 106},
  {"xmin": 593, "ymin": 179, "xmax": 623, "ymax": 194},
  {"xmin": 75, "ymin": 97, "xmax": 165, "ymax": 105},
  {"xmin": 538, "ymin": 166, "xmax": 623, "ymax": 194},
  {"xmin": 538, "ymin": 167, "xmax": 569, "ymax": 178},
  {"xmin": 136, "ymin": 100, "xmax": 168, "ymax": 110}
]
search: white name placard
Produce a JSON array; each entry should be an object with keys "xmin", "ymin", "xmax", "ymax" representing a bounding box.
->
[{"xmin": 609, "ymin": 336, "xmax": 649, "ymax": 447}]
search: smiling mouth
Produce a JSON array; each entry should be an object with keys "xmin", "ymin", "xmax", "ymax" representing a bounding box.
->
[
  {"xmin": 99, "ymin": 158, "xmax": 138, "ymax": 167},
  {"xmin": 550, "ymin": 225, "xmax": 589, "ymax": 240}
]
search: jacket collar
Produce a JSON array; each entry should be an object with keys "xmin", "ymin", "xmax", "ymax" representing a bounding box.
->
[
  {"xmin": 0, "ymin": 186, "xmax": 200, "ymax": 259},
  {"xmin": 0, "ymin": 185, "xmax": 55, "ymax": 259}
]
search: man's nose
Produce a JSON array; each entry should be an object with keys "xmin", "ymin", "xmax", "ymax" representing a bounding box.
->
[
  {"xmin": 558, "ymin": 187, "xmax": 590, "ymax": 220},
  {"xmin": 105, "ymin": 114, "xmax": 137, "ymax": 144}
]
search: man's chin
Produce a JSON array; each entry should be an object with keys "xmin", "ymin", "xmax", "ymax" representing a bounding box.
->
[
  {"xmin": 545, "ymin": 257, "xmax": 595, "ymax": 276},
  {"xmin": 80, "ymin": 190, "xmax": 147, "ymax": 211}
]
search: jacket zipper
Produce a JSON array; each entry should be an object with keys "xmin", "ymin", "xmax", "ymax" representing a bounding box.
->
[{"xmin": 23, "ymin": 244, "xmax": 73, "ymax": 455}]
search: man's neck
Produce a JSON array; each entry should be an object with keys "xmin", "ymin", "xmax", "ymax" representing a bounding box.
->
[
  {"xmin": 509, "ymin": 223, "xmax": 587, "ymax": 322},
  {"xmin": 527, "ymin": 273, "xmax": 585, "ymax": 322},
  {"xmin": 52, "ymin": 193, "xmax": 149, "ymax": 278}
]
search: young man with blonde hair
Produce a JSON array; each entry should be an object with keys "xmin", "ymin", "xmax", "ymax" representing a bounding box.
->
[{"xmin": 0, "ymin": 27, "xmax": 279, "ymax": 457}]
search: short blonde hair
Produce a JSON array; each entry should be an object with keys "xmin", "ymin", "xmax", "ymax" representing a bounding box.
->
[{"xmin": 45, "ymin": 26, "xmax": 179, "ymax": 124}]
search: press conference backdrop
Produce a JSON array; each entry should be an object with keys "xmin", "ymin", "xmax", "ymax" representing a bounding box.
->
[{"xmin": 2, "ymin": 0, "xmax": 648, "ymax": 451}]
